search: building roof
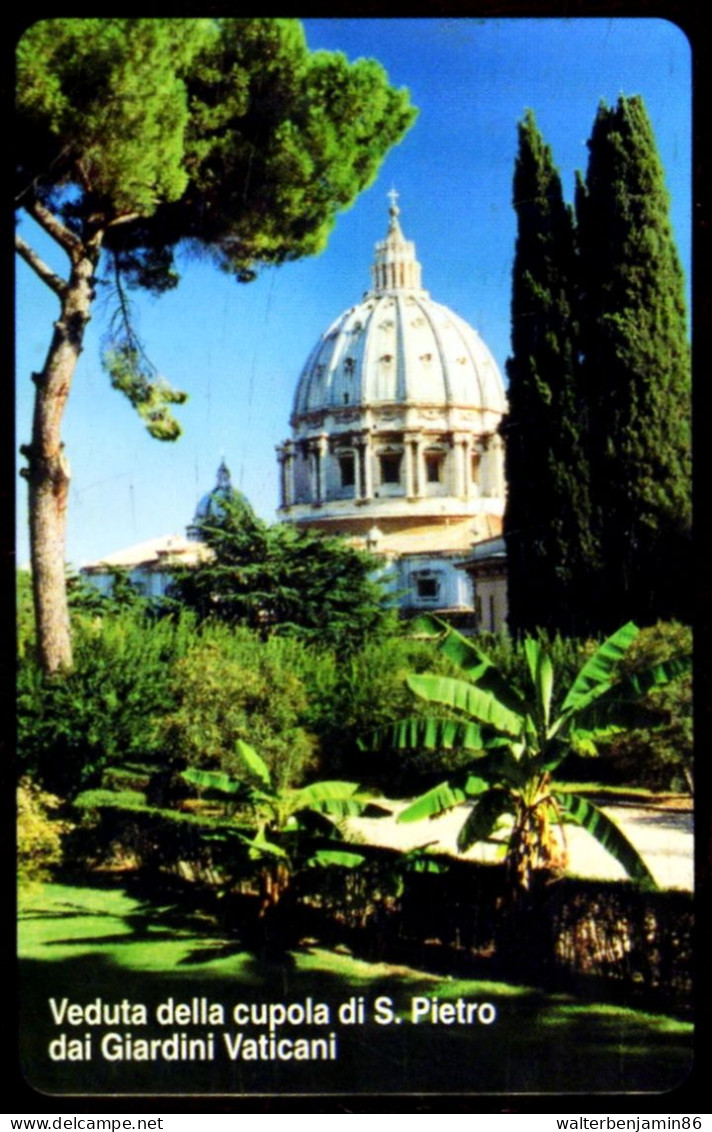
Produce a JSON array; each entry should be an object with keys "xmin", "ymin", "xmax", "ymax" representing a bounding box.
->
[
  {"xmin": 456, "ymin": 535, "xmax": 507, "ymax": 574},
  {"xmin": 82, "ymin": 533, "xmax": 209, "ymax": 573}
]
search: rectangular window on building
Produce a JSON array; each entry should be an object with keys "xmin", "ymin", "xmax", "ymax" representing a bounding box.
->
[
  {"xmin": 425, "ymin": 453, "xmax": 443, "ymax": 483},
  {"xmin": 417, "ymin": 577, "xmax": 439, "ymax": 599},
  {"xmin": 413, "ymin": 572, "xmax": 441, "ymax": 603},
  {"xmin": 340, "ymin": 454, "xmax": 355, "ymax": 488},
  {"xmin": 380, "ymin": 454, "xmax": 402, "ymax": 484}
]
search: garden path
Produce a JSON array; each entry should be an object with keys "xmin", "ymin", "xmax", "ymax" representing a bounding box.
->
[{"xmin": 346, "ymin": 801, "xmax": 694, "ymax": 890}]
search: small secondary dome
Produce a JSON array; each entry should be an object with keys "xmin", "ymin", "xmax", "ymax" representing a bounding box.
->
[
  {"xmin": 292, "ymin": 190, "xmax": 505, "ymax": 420},
  {"xmin": 189, "ymin": 459, "xmax": 251, "ymax": 537}
]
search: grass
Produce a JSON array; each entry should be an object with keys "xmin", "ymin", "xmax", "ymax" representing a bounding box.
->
[{"xmin": 18, "ymin": 880, "xmax": 693, "ymax": 1097}]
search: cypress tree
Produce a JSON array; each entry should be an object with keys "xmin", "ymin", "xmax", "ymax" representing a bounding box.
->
[
  {"xmin": 576, "ymin": 95, "xmax": 692, "ymax": 629},
  {"xmin": 504, "ymin": 110, "xmax": 596, "ymax": 636}
]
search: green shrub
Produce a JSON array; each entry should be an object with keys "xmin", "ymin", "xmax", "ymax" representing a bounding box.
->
[
  {"xmin": 66, "ymin": 567, "xmax": 151, "ymax": 618},
  {"xmin": 17, "ymin": 777, "xmax": 72, "ymax": 892},
  {"xmin": 17, "ymin": 609, "xmax": 195, "ymax": 796},
  {"xmin": 304, "ymin": 633, "xmax": 455, "ymax": 787},
  {"xmin": 598, "ymin": 622, "xmax": 692, "ymax": 792},
  {"xmin": 17, "ymin": 570, "xmax": 35, "ymax": 660},
  {"xmin": 157, "ymin": 625, "xmax": 319, "ymax": 791},
  {"xmin": 68, "ymin": 788, "xmax": 234, "ymax": 877}
]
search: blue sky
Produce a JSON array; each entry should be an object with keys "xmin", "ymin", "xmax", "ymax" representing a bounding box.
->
[{"xmin": 15, "ymin": 17, "xmax": 691, "ymax": 569}]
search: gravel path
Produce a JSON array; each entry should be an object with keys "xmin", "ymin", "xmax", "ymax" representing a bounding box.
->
[{"xmin": 347, "ymin": 800, "xmax": 694, "ymax": 891}]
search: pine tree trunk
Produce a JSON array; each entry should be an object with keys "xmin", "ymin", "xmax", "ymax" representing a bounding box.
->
[{"xmin": 22, "ymin": 247, "xmax": 99, "ymax": 673}]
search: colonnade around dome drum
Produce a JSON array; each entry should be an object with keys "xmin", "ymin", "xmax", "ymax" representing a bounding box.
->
[{"xmin": 276, "ymin": 419, "xmax": 505, "ymax": 516}]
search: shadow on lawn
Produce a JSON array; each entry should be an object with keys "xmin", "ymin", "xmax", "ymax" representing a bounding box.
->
[
  {"xmin": 19, "ymin": 879, "xmax": 693, "ymax": 1098},
  {"xmin": 29, "ymin": 868, "xmax": 694, "ymax": 1021}
]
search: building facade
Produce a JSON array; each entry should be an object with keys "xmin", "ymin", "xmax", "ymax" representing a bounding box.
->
[
  {"xmin": 277, "ymin": 193, "xmax": 507, "ymax": 617},
  {"xmin": 80, "ymin": 532, "xmax": 208, "ymax": 598}
]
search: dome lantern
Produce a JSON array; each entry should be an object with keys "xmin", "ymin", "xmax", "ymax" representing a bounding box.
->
[{"xmin": 370, "ymin": 189, "xmax": 423, "ymax": 295}]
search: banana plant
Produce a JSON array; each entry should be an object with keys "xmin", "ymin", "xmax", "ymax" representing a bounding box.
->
[
  {"xmin": 371, "ymin": 617, "xmax": 690, "ymax": 891},
  {"xmin": 183, "ymin": 740, "xmax": 377, "ymax": 917}
]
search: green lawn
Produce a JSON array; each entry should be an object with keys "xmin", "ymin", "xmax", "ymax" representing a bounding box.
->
[{"xmin": 19, "ymin": 881, "xmax": 693, "ymax": 1097}]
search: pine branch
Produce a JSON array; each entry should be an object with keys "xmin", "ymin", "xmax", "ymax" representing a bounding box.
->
[
  {"xmin": 106, "ymin": 212, "xmax": 142, "ymax": 229},
  {"xmin": 24, "ymin": 196, "xmax": 84, "ymax": 259},
  {"xmin": 15, "ymin": 233, "xmax": 68, "ymax": 297}
]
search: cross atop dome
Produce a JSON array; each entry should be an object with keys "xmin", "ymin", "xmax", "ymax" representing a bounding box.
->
[{"xmin": 371, "ymin": 190, "xmax": 423, "ymax": 294}]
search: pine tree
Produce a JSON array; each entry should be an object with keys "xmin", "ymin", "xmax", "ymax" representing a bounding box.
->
[
  {"xmin": 169, "ymin": 495, "xmax": 393, "ymax": 653},
  {"xmin": 16, "ymin": 19, "xmax": 416, "ymax": 672},
  {"xmin": 576, "ymin": 95, "xmax": 692, "ymax": 629},
  {"xmin": 503, "ymin": 111, "xmax": 596, "ymax": 636}
]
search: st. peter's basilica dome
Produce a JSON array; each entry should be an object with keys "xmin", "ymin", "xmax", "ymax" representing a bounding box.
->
[{"xmin": 277, "ymin": 193, "xmax": 507, "ymax": 616}]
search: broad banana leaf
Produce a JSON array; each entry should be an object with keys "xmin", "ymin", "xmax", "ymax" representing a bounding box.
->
[
  {"xmin": 556, "ymin": 653, "xmax": 692, "ymax": 740},
  {"xmin": 554, "ymin": 791, "xmax": 657, "ymax": 887},
  {"xmin": 242, "ymin": 826, "xmax": 288, "ymax": 860},
  {"xmin": 235, "ymin": 738, "xmax": 272, "ymax": 788},
  {"xmin": 456, "ymin": 787, "xmax": 512, "ymax": 852},
  {"xmin": 291, "ymin": 780, "xmax": 369, "ymax": 818},
  {"xmin": 424, "ymin": 615, "xmax": 531, "ymax": 715},
  {"xmin": 407, "ymin": 673, "xmax": 525, "ymax": 738},
  {"xmin": 181, "ymin": 767, "xmax": 248, "ymax": 796},
  {"xmin": 565, "ymin": 697, "xmax": 669, "ymax": 743},
  {"xmin": 560, "ymin": 622, "xmax": 639, "ymax": 713},
  {"xmin": 398, "ymin": 772, "xmax": 490, "ymax": 824},
  {"xmin": 307, "ymin": 848, "xmax": 365, "ymax": 869},
  {"xmin": 368, "ymin": 715, "xmax": 504, "ymax": 754},
  {"xmin": 612, "ymin": 655, "xmax": 692, "ymax": 701},
  {"xmin": 525, "ymin": 638, "xmax": 554, "ymax": 730},
  {"xmin": 523, "ymin": 637, "xmax": 541, "ymax": 688}
]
